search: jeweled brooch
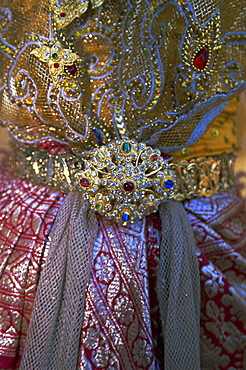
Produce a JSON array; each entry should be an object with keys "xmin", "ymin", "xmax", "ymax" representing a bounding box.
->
[
  {"xmin": 74, "ymin": 138, "xmax": 177, "ymax": 225},
  {"xmin": 30, "ymin": 40, "xmax": 80, "ymax": 85}
]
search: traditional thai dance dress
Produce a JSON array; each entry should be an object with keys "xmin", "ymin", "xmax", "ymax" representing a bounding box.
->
[{"xmin": 0, "ymin": 1, "xmax": 246, "ymax": 369}]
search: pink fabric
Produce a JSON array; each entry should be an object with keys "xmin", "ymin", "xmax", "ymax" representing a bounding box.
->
[{"xmin": 0, "ymin": 170, "xmax": 245, "ymax": 369}]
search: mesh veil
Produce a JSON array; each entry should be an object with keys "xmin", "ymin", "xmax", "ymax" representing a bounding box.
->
[
  {"xmin": 157, "ymin": 202, "xmax": 201, "ymax": 370},
  {"xmin": 20, "ymin": 193, "xmax": 98, "ymax": 370}
]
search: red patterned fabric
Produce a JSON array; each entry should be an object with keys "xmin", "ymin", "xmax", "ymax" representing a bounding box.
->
[
  {"xmin": 184, "ymin": 192, "xmax": 246, "ymax": 369},
  {"xmin": 0, "ymin": 169, "xmax": 246, "ymax": 369}
]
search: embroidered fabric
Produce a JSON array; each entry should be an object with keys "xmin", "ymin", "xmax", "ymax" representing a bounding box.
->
[
  {"xmin": 1, "ymin": 1, "xmax": 246, "ymax": 152},
  {"xmin": 0, "ymin": 1, "xmax": 246, "ymax": 369}
]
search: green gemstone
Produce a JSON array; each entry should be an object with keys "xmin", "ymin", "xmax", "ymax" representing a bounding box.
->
[
  {"xmin": 98, "ymin": 152, "xmax": 105, "ymax": 159},
  {"xmin": 96, "ymin": 204, "xmax": 103, "ymax": 210},
  {"xmin": 122, "ymin": 142, "xmax": 131, "ymax": 153},
  {"xmin": 52, "ymin": 52, "xmax": 59, "ymax": 59}
]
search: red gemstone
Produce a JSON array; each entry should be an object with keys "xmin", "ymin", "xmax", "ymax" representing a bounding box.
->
[
  {"xmin": 150, "ymin": 154, "xmax": 159, "ymax": 162},
  {"xmin": 54, "ymin": 63, "xmax": 60, "ymax": 68},
  {"xmin": 80, "ymin": 178, "xmax": 90, "ymax": 187},
  {"xmin": 193, "ymin": 47, "xmax": 209, "ymax": 70},
  {"xmin": 149, "ymin": 206, "xmax": 155, "ymax": 211},
  {"xmin": 123, "ymin": 181, "xmax": 134, "ymax": 192},
  {"xmin": 60, "ymin": 12, "xmax": 67, "ymax": 17},
  {"xmin": 67, "ymin": 64, "xmax": 78, "ymax": 76}
]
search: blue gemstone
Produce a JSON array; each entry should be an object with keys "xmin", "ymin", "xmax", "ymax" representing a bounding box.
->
[
  {"xmin": 165, "ymin": 180, "xmax": 174, "ymax": 189},
  {"xmin": 122, "ymin": 213, "xmax": 130, "ymax": 222}
]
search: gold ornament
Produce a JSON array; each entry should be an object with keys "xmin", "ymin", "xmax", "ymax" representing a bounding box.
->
[{"xmin": 30, "ymin": 40, "xmax": 80, "ymax": 85}]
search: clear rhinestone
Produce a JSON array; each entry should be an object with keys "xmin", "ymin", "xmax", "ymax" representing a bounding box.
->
[
  {"xmin": 126, "ymin": 164, "xmax": 131, "ymax": 170},
  {"xmin": 134, "ymin": 167, "xmax": 140, "ymax": 173},
  {"xmin": 104, "ymin": 197, "xmax": 109, "ymax": 202},
  {"xmin": 142, "ymin": 198, "xmax": 147, "ymax": 204},
  {"xmin": 147, "ymin": 147, "xmax": 152, "ymax": 153},
  {"xmin": 91, "ymin": 171, "xmax": 97, "ymax": 177},
  {"xmin": 116, "ymin": 166, "xmax": 123, "ymax": 171},
  {"xmin": 108, "ymin": 164, "xmax": 115, "ymax": 170},
  {"xmin": 92, "ymin": 187, "xmax": 98, "ymax": 192},
  {"xmin": 140, "ymin": 206, "xmax": 146, "ymax": 212},
  {"xmin": 105, "ymin": 205, "xmax": 111, "ymax": 211},
  {"xmin": 94, "ymin": 180, "xmax": 100, "ymax": 185},
  {"xmin": 111, "ymin": 173, "xmax": 116, "ymax": 178},
  {"xmin": 116, "ymin": 154, "xmax": 123, "ymax": 160},
  {"xmin": 134, "ymin": 175, "xmax": 140, "ymax": 181},
  {"xmin": 113, "ymin": 148, "xmax": 118, "ymax": 153},
  {"xmin": 137, "ymin": 183, "xmax": 143, "ymax": 189},
  {"xmin": 157, "ymin": 172, "xmax": 164, "ymax": 178},
  {"xmin": 125, "ymin": 171, "xmax": 132, "ymax": 177},
  {"xmin": 155, "ymin": 180, "xmax": 161, "ymax": 185},
  {"xmin": 149, "ymin": 195, "xmax": 155, "ymax": 201},
  {"xmin": 118, "ymin": 173, "xmax": 124, "ymax": 180},
  {"xmin": 102, "ymin": 180, "xmax": 107, "ymax": 186},
  {"xmin": 115, "ymin": 182, "xmax": 120, "ymax": 188},
  {"xmin": 124, "ymin": 203, "xmax": 130, "ymax": 208},
  {"xmin": 108, "ymin": 181, "xmax": 114, "ymax": 186},
  {"xmin": 141, "ymin": 154, "xmax": 148, "ymax": 159},
  {"xmin": 157, "ymin": 187, "xmax": 162, "ymax": 193},
  {"xmin": 125, "ymin": 157, "xmax": 131, "ymax": 163},
  {"xmin": 140, "ymin": 165, "xmax": 145, "ymax": 171}
]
